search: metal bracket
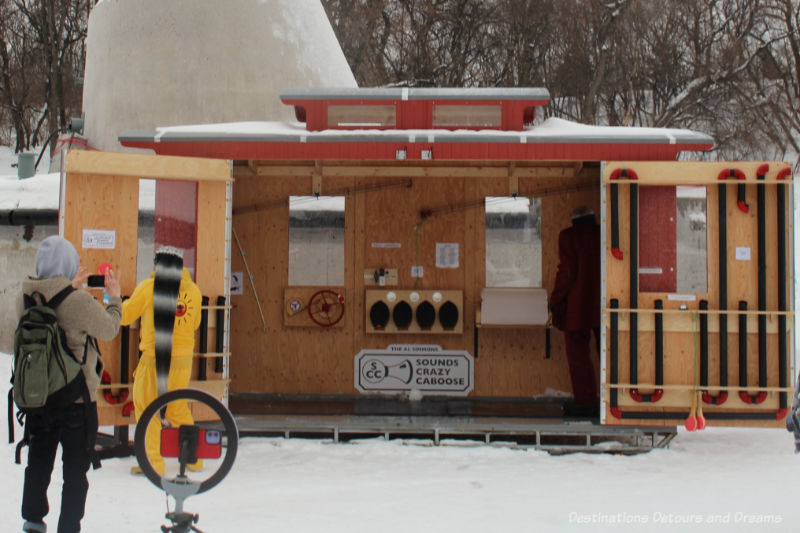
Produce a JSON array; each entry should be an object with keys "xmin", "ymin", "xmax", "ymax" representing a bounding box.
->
[
  {"xmin": 508, "ymin": 163, "xmax": 518, "ymax": 197},
  {"xmin": 312, "ymin": 161, "xmax": 322, "ymax": 197}
]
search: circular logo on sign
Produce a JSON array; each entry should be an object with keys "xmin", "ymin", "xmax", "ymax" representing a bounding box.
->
[
  {"xmin": 289, "ymin": 299, "xmax": 303, "ymax": 313},
  {"xmin": 361, "ymin": 358, "xmax": 413, "ymax": 384},
  {"xmin": 361, "ymin": 359, "xmax": 388, "ymax": 383}
]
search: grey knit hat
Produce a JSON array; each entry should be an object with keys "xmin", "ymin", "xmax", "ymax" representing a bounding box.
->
[{"xmin": 35, "ymin": 236, "xmax": 80, "ymax": 280}]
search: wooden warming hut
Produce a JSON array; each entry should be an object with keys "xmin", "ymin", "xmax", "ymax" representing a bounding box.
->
[{"xmin": 59, "ymin": 87, "xmax": 793, "ymax": 452}]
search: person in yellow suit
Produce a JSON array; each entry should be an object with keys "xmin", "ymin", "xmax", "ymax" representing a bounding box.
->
[{"xmin": 122, "ymin": 246, "xmax": 203, "ymax": 475}]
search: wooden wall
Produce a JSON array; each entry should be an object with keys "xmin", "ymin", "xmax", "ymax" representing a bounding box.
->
[
  {"xmin": 229, "ymin": 161, "xmax": 600, "ymax": 398},
  {"xmin": 63, "ymin": 150, "xmax": 230, "ymax": 426},
  {"xmin": 603, "ymin": 161, "xmax": 793, "ymax": 428},
  {"xmin": 61, "ymin": 151, "xmax": 794, "ymax": 429}
]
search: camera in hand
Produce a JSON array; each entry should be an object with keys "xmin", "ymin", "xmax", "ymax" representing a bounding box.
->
[{"xmin": 87, "ymin": 274, "xmax": 105, "ymax": 288}]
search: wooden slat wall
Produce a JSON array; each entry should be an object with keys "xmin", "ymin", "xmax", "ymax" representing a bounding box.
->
[
  {"xmin": 63, "ymin": 151, "xmax": 231, "ymax": 426},
  {"xmin": 63, "ymin": 172, "xmax": 140, "ymax": 426},
  {"xmin": 603, "ymin": 161, "xmax": 792, "ymax": 428},
  {"xmin": 195, "ymin": 179, "xmax": 229, "ymax": 381},
  {"xmin": 229, "ymin": 163, "xmax": 601, "ymax": 398}
]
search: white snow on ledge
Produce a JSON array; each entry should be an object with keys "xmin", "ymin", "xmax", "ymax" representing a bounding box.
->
[
  {"xmin": 0, "ymin": 172, "xmax": 60, "ymax": 210},
  {"xmin": 143, "ymin": 117, "xmax": 712, "ymax": 143},
  {"xmin": 0, "ymin": 145, "xmax": 156, "ymax": 212},
  {"xmin": 0, "ymin": 146, "xmax": 59, "ymax": 210}
]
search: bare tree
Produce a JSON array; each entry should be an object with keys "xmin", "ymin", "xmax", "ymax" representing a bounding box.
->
[
  {"xmin": 323, "ymin": 0, "xmax": 394, "ymax": 86},
  {"xmin": 322, "ymin": 0, "xmax": 800, "ymax": 157},
  {"xmin": 752, "ymin": 0, "xmax": 800, "ymax": 158},
  {"xmin": 0, "ymin": 0, "xmax": 40, "ymax": 152},
  {"xmin": 1, "ymin": 0, "xmax": 797, "ymax": 159},
  {"xmin": 324, "ymin": 0, "xmax": 503, "ymax": 87},
  {"xmin": 479, "ymin": 0, "xmax": 555, "ymax": 87},
  {"xmin": 3, "ymin": 0, "xmax": 91, "ymax": 153}
]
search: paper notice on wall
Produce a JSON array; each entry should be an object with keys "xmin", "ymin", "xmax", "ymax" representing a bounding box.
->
[
  {"xmin": 82, "ymin": 229, "xmax": 116, "ymax": 250},
  {"xmin": 436, "ymin": 242, "xmax": 459, "ymax": 268},
  {"xmin": 735, "ymin": 247, "xmax": 751, "ymax": 261}
]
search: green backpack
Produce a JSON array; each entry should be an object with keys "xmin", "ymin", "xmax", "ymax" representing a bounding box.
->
[
  {"xmin": 10, "ymin": 286, "xmax": 86, "ymax": 413},
  {"xmin": 8, "ymin": 285, "xmax": 102, "ymax": 467}
]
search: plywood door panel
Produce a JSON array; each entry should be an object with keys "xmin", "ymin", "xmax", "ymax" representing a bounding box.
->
[
  {"xmin": 64, "ymin": 152, "xmax": 232, "ymax": 426},
  {"xmin": 195, "ymin": 179, "xmax": 229, "ymax": 380},
  {"xmin": 63, "ymin": 172, "xmax": 140, "ymax": 426},
  {"xmin": 603, "ymin": 161, "xmax": 792, "ymax": 428}
]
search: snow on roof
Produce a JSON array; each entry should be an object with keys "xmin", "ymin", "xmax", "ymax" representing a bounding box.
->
[
  {"xmin": 280, "ymin": 87, "xmax": 551, "ymax": 101},
  {"xmin": 0, "ymin": 145, "xmax": 155, "ymax": 211},
  {"xmin": 121, "ymin": 117, "xmax": 714, "ymax": 146}
]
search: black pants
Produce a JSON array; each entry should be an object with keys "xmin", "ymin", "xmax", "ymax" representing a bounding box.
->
[{"xmin": 22, "ymin": 402, "xmax": 97, "ymax": 533}]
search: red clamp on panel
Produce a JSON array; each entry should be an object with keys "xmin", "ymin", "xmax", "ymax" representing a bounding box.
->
[
  {"xmin": 101, "ymin": 370, "xmax": 130, "ymax": 405},
  {"xmin": 608, "ymin": 168, "xmax": 637, "ymax": 261},
  {"xmin": 718, "ymin": 168, "xmax": 748, "ymax": 213},
  {"xmin": 738, "ymin": 391, "xmax": 768, "ymax": 405},
  {"xmin": 121, "ymin": 402, "xmax": 135, "ymax": 417},
  {"xmin": 756, "ymin": 164, "xmax": 769, "ymax": 177},
  {"xmin": 776, "ymin": 408, "xmax": 788, "ymax": 420},
  {"xmin": 717, "ymin": 168, "xmax": 746, "ymax": 181},
  {"xmin": 776, "ymin": 167, "xmax": 791, "ymax": 181},
  {"xmin": 609, "ymin": 168, "xmax": 639, "ymax": 181},
  {"xmin": 629, "ymin": 388, "xmax": 664, "ymax": 403},
  {"xmin": 736, "ymin": 200, "xmax": 749, "ymax": 213},
  {"xmin": 610, "ymin": 407, "xmax": 622, "ymax": 419},
  {"xmin": 701, "ymin": 391, "xmax": 728, "ymax": 405}
]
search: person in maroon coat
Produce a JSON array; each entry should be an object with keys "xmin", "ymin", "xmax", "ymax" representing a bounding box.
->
[{"xmin": 549, "ymin": 206, "xmax": 601, "ymax": 411}]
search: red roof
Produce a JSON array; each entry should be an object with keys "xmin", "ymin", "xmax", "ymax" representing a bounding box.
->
[{"xmin": 119, "ymin": 88, "xmax": 714, "ymax": 161}]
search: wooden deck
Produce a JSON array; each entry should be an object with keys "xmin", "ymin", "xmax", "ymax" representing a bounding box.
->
[
  {"xmin": 227, "ymin": 394, "xmax": 677, "ymax": 454},
  {"xmin": 96, "ymin": 395, "xmax": 678, "ymax": 458}
]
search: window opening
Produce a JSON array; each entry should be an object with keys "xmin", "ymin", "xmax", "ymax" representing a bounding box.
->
[
  {"xmin": 327, "ymin": 105, "xmax": 396, "ymax": 127},
  {"xmin": 289, "ymin": 196, "xmax": 345, "ymax": 286},
  {"xmin": 485, "ymin": 196, "xmax": 542, "ymax": 287},
  {"xmin": 434, "ymin": 105, "xmax": 501, "ymax": 128},
  {"xmin": 639, "ymin": 186, "xmax": 707, "ymax": 293}
]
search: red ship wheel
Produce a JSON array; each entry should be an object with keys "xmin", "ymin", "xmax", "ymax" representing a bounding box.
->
[{"xmin": 307, "ymin": 290, "xmax": 345, "ymax": 327}]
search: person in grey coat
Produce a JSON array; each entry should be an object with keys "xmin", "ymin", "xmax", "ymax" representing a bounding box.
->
[{"xmin": 17, "ymin": 236, "xmax": 122, "ymax": 533}]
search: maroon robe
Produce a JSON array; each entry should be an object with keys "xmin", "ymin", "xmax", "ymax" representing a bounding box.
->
[{"xmin": 549, "ymin": 215, "xmax": 601, "ymax": 404}]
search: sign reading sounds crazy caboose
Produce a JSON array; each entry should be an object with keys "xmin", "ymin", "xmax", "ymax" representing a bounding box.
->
[{"xmin": 354, "ymin": 345, "xmax": 474, "ymax": 395}]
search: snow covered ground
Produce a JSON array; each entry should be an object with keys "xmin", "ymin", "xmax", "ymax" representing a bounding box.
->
[
  {"xmin": 3, "ymin": 147, "xmax": 800, "ymax": 532},
  {"xmin": 0, "ymin": 352, "xmax": 797, "ymax": 533},
  {"xmin": 0, "ymin": 146, "xmax": 60, "ymax": 210}
]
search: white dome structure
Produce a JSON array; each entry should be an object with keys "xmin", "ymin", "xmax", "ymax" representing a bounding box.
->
[{"xmin": 82, "ymin": 0, "xmax": 357, "ymax": 152}]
